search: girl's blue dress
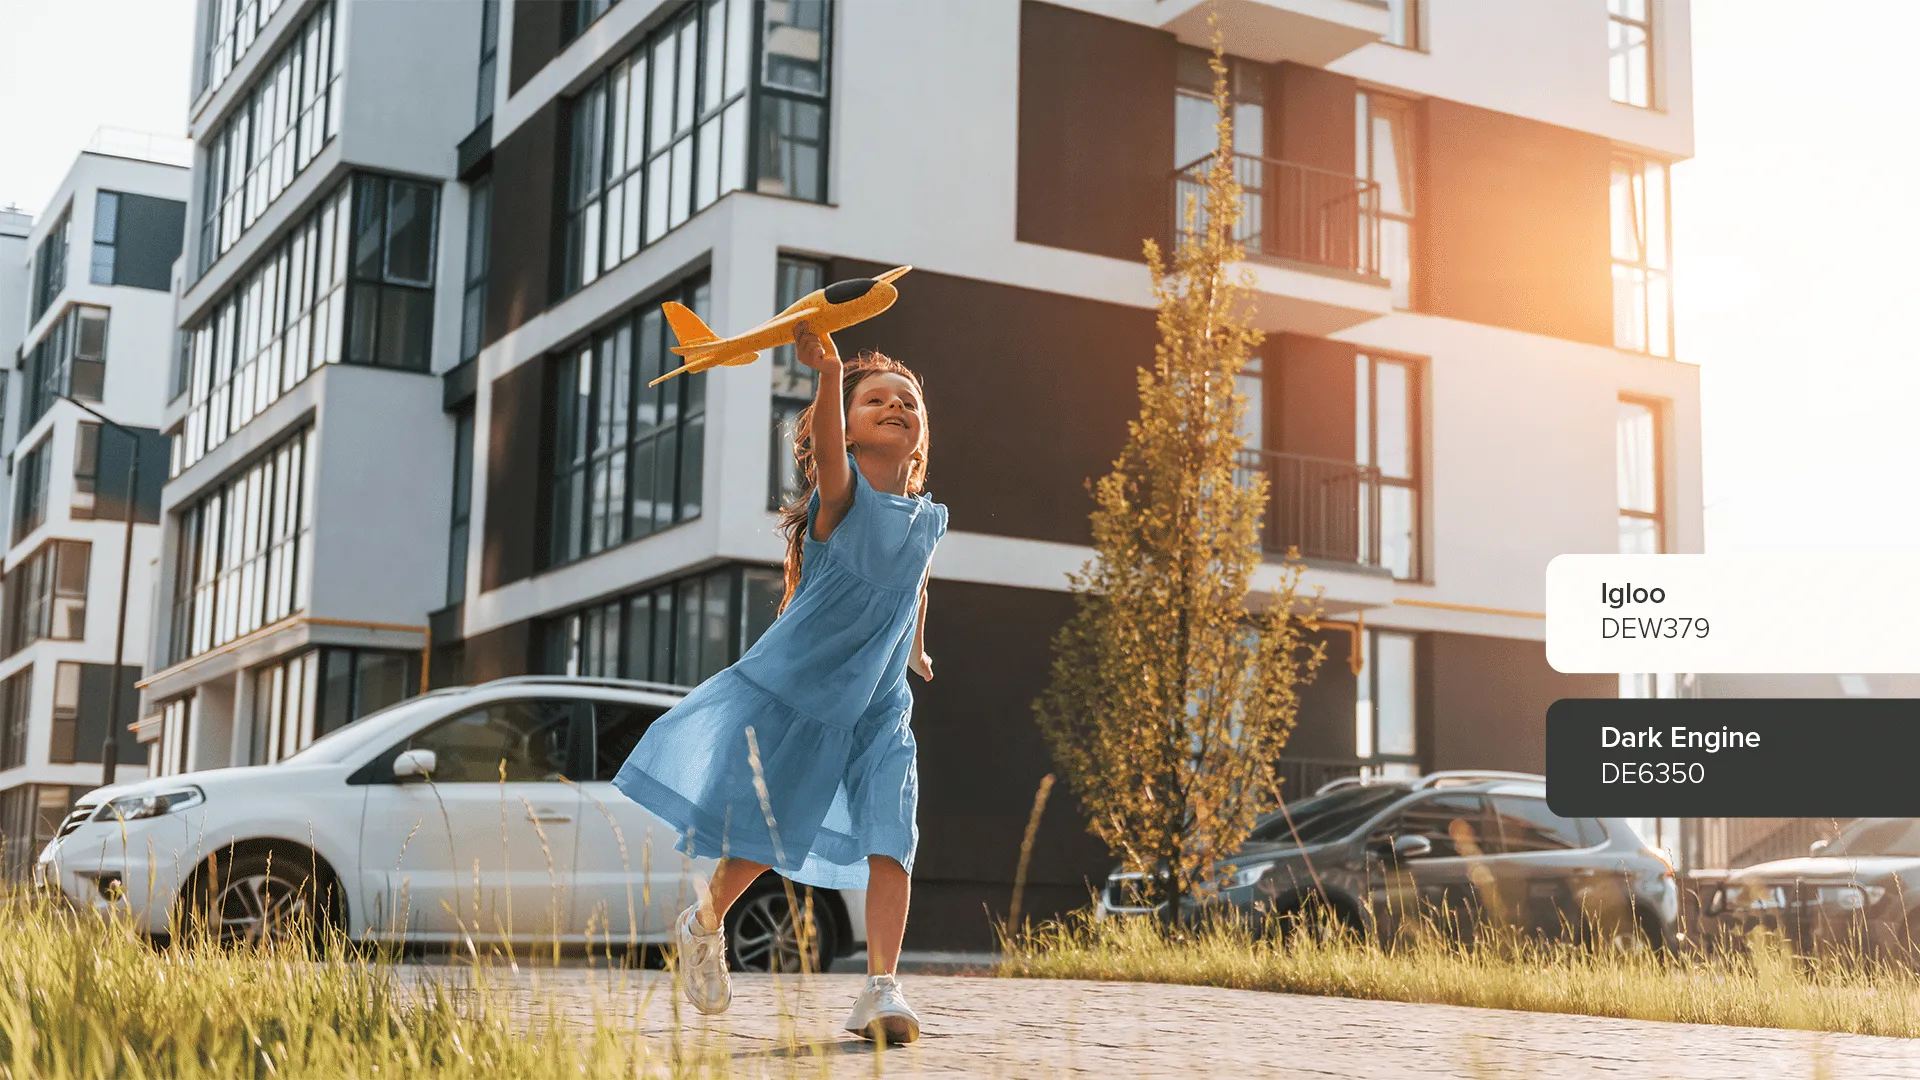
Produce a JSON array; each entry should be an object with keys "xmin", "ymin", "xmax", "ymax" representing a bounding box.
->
[{"xmin": 612, "ymin": 453, "xmax": 947, "ymax": 890}]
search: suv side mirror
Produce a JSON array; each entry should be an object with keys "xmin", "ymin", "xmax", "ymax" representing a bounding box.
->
[
  {"xmin": 392, "ymin": 748, "xmax": 436, "ymax": 781},
  {"xmin": 1809, "ymin": 839, "xmax": 1830, "ymax": 856},
  {"xmin": 1392, "ymin": 835, "xmax": 1433, "ymax": 861}
]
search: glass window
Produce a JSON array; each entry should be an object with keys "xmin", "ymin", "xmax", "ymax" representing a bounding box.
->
[
  {"xmin": 1357, "ymin": 92, "xmax": 1417, "ymax": 309},
  {"xmin": 1357, "ymin": 353, "xmax": 1420, "ymax": 579},
  {"xmin": 447, "ymin": 411, "xmax": 475, "ymax": 607},
  {"xmin": 2, "ymin": 540, "xmax": 90, "ymax": 657},
  {"xmin": 174, "ymin": 185, "xmax": 349, "ymax": 475},
  {"xmin": 11, "ymin": 438, "xmax": 52, "ymax": 545},
  {"xmin": 460, "ymin": 178, "xmax": 491, "ymax": 361},
  {"xmin": 250, "ymin": 650, "xmax": 316, "ymax": 765},
  {"xmin": 593, "ymin": 701, "xmax": 665, "ymax": 780},
  {"xmin": 546, "ymin": 278, "xmax": 708, "ymax": 567},
  {"xmin": 405, "ymin": 700, "xmax": 578, "ymax": 783},
  {"xmin": 170, "ymin": 429, "xmax": 311, "ymax": 662},
  {"xmin": 562, "ymin": 0, "xmax": 755, "ymax": 294},
  {"xmin": 1372, "ymin": 793, "xmax": 1488, "ymax": 858},
  {"xmin": 1608, "ymin": 0, "xmax": 1653, "ymax": 109},
  {"xmin": 544, "ymin": 565, "xmax": 759, "ymax": 686},
  {"xmin": 347, "ymin": 175, "xmax": 438, "ymax": 372},
  {"xmin": 198, "ymin": 0, "xmax": 290, "ymax": 97},
  {"xmin": 1385, "ymin": 0, "xmax": 1420, "ymax": 49},
  {"xmin": 313, "ymin": 647, "xmax": 420, "ymax": 739},
  {"xmin": 30, "ymin": 209, "xmax": 70, "ymax": 324},
  {"xmin": 1617, "ymin": 397, "xmax": 1662, "ymax": 553},
  {"xmin": 1247, "ymin": 783, "xmax": 1409, "ymax": 845},
  {"xmin": 1356, "ymin": 628, "xmax": 1417, "ymax": 767},
  {"xmin": 1488, "ymin": 795, "xmax": 1584, "ymax": 853},
  {"xmin": 72, "ymin": 422, "xmax": 101, "ymax": 520},
  {"xmin": 22, "ymin": 305, "xmax": 110, "ymax": 431},
  {"xmin": 768, "ymin": 256, "xmax": 825, "ymax": 508},
  {"xmin": 1610, "ymin": 152, "xmax": 1671, "ymax": 357},
  {"xmin": 566, "ymin": 0, "xmax": 617, "ymax": 41},
  {"xmin": 0, "ymin": 669, "xmax": 30, "ymax": 771},
  {"xmin": 90, "ymin": 192, "xmax": 119, "ymax": 285},
  {"xmin": 476, "ymin": 0, "xmax": 500, "ymax": 124},
  {"xmin": 196, "ymin": 0, "xmax": 340, "ymax": 276}
]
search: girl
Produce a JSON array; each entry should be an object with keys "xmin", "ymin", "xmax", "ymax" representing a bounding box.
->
[{"xmin": 612, "ymin": 321, "xmax": 943, "ymax": 1044}]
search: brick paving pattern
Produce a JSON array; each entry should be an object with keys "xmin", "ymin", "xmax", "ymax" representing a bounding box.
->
[{"xmin": 427, "ymin": 968, "xmax": 1920, "ymax": 1078}]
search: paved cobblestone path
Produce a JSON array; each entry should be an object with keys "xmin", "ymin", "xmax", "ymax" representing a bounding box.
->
[{"xmin": 452, "ymin": 968, "xmax": 1920, "ymax": 1078}]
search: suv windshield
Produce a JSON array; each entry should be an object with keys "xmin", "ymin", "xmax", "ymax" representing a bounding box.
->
[
  {"xmin": 1245, "ymin": 784, "xmax": 1410, "ymax": 847},
  {"xmin": 1827, "ymin": 819, "xmax": 1920, "ymax": 858}
]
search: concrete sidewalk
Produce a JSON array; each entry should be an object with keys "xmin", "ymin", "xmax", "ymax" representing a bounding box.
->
[{"xmin": 460, "ymin": 968, "xmax": 1920, "ymax": 1078}]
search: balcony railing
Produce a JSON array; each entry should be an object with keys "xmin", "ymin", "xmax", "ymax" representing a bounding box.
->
[
  {"xmin": 1235, "ymin": 449, "xmax": 1382, "ymax": 568},
  {"xmin": 1173, "ymin": 153, "xmax": 1381, "ymax": 277}
]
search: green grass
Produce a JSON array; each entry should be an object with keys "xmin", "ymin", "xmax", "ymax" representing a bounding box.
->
[
  {"xmin": 0, "ymin": 894, "xmax": 769, "ymax": 1079},
  {"xmin": 995, "ymin": 908, "xmax": 1920, "ymax": 1038}
]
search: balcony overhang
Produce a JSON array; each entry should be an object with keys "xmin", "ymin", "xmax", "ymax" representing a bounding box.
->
[
  {"xmin": 1239, "ymin": 257, "xmax": 1393, "ymax": 336},
  {"xmin": 1153, "ymin": 0, "xmax": 1389, "ymax": 66}
]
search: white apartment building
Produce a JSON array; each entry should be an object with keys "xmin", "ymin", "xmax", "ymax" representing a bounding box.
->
[
  {"xmin": 0, "ymin": 148, "xmax": 188, "ymax": 878},
  {"xmin": 146, "ymin": 0, "xmax": 1699, "ymax": 946}
]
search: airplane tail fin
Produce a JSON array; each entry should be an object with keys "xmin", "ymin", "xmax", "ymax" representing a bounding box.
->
[{"xmin": 662, "ymin": 302, "xmax": 719, "ymax": 348}]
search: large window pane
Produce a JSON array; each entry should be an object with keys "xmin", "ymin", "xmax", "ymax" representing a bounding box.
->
[{"xmin": 170, "ymin": 429, "xmax": 311, "ymax": 662}]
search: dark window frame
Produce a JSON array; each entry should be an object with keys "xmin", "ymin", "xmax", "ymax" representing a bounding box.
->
[
  {"xmin": 543, "ymin": 276, "xmax": 710, "ymax": 570},
  {"xmin": 1616, "ymin": 394, "xmax": 1666, "ymax": 554},
  {"xmin": 0, "ymin": 669, "xmax": 30, "ymax": 771},
  {"xmin": 460, "ymin": 177, "xmax": 492, "ymax": 362},
  {"xmin": 345, "ymin": 173, "xmax": 439, "ymax": 373},
  {"xmin": 169, "ymin": 427, "xmax": 311, "ymax": 664},
  {"xmin": 541, "ymin": 562, "xmax": 783, "ymax": 687},
  {"xmin": 2, "ymin": 539, "xmax": 91, "ymax": 658},
  {"xmin": 447, "ymin": 410, "xmax": 475, "ymax": 607},
  {"xmin": 11, "ymin": 437, "xmax": 53, "ymax": 546},
  {"xmin": 1358, "ymin": 350, "xmax": 1424, "ymax": 582},
  {"xmin": 22, "ymin": 303, "xmax": 109, "ymax": 431},
  {"xmin": 1610, "ymin": 149, "xmax": 1672, "ymax": 358},
  {"xmin": 30, "ymin": 208, "xmax": 71, "ymax": 324},
  {"xmin": 1608, "ymin": 0, "xmax": 1654, "ymax": 109},
  {"xmin": 767, "ymin": 255, "xmax": 825, "ymax": 509},
  {"xmin": 476, "ymin": 0, "xmax": 501, "ymax": 124},
  {"xmin": 559, "ymin": 0, "xmax": 829, "ymax": 297},
  {"xmin": 196, "ymin": 0, "xmax": 342, "ymax": 278}
]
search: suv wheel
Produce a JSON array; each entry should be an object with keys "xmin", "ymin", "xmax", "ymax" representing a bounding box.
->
[
  {"xmin": 726, "ymin": 879, "xmax": 837, "ymax": 973},
  {"xmin": 192, "ymin": 849, "xmax": 339, "ymax": 947}
]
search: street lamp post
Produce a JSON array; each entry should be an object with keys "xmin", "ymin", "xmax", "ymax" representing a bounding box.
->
[{"xmin": 58, "ymin": 397, "xmax": 139, "ymax": 789}]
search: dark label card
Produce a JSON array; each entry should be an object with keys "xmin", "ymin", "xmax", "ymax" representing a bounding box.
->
[{"xmin": 1546, "ymin": 698, "xmax": 1920, "ymax": 817}]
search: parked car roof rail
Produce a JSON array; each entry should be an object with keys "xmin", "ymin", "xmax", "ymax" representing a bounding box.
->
[
  {"xmin": 1414, "ymin": 770, "xmax": 1546, "ymax": 789},
  {"xmin": 478, "ymin": 675, "xmax": 693, "ymax": 697}
]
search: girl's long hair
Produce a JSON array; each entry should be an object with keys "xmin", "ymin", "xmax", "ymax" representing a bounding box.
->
[{"xmin": 776, "ymin": 351, "xmax": 930, "ymax": 614}]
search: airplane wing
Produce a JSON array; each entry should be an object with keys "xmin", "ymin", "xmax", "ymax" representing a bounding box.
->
[{"xmin": 669, "ymin": 304, "xmax": 824, "ymax": 358}]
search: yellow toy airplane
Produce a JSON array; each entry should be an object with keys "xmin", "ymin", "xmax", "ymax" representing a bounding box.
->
[{"xmin": 650, "ymin": 265, "xmax": 912, "ymax": 387}]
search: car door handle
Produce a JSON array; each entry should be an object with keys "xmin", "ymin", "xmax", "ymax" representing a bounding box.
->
[{"xmin": 527, "ymin": 808, "xmax": 574, "ymax": 824}]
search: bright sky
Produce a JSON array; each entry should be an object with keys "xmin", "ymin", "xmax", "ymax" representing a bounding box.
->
[{"xmin": 0, "ymin": 0, "xmax": 1907, "ymax": 558}]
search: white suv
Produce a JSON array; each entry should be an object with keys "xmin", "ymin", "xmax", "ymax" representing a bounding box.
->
[{"xmin": 35, "ymin": 676, "xmax": 865, "ymax": 970}]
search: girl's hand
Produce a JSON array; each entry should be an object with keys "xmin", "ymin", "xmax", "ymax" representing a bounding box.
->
[
  {"xmin": 910, "ymin": 652, "xmax": 933, "ymax": 681},
  {"xmin": 794, "ymin": 320, "xmax": 841, "ymax": 373}
]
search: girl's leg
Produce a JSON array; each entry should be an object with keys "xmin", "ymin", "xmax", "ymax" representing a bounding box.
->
[
  {"xmin": 864, "ymin": 855, "xmax": 911, "ymax": 975},
  {"xmin": 696, "ymin": 857, "xmax": 771, "ymax": 931}
]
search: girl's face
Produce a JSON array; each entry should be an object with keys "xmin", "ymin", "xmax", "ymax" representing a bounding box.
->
[{"xmin": 845, "ymin": 372, "xmax": 926, "ymax": 461}]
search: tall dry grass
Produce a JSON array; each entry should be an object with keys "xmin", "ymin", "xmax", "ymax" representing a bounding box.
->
[
  {"xmin": 0, "ymin": 892, "xmax": 774, "ymax": 1079},
  {"xmin": 996, "ymin": 907, "xmax": 1920, "ymax": 1038}
]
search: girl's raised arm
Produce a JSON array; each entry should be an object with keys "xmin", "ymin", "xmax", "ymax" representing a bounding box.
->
[{"xmin": 796, "ymin": 321, "xmax": 851, "ymax": 541}]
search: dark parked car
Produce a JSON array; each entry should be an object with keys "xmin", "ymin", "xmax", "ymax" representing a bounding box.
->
[
  {"xmin": 1712, "ymin": 818, "xmax": 1920, "ymax": 963},
  {"xmin": 1096, "ymin": 772, "xmax": 1679, "ymax": 949}
]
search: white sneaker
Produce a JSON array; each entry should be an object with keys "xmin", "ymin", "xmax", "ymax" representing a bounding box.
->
[
  {"xmin": 844, "ymin": 973, "xmax": 921, "ymax": 1043},
  {"xmin": 673, "ymin": 904, "xmax": 731, "ymax": 1015}
]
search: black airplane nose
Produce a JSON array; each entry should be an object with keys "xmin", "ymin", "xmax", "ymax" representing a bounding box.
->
[{"xmin": 824, "ymin": 277, "xmax": 877, "ymax": 304}]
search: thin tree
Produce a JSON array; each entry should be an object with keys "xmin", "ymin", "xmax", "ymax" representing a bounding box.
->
[{"xmin": 1033, "ymin": 31, "xmax": 1328, "ymax": 914}]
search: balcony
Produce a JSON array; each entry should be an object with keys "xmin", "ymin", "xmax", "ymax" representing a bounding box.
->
[
  {"xmin": 1152, "ymin": 0, "xmax": 1391, "ymax": 66},
  {"xmin": 1235, "ymin": 449, "xmax": 1383, "ymax": 570},
  {"xmin": 1174, "ymin": 153, "xmax": 1393, "ymax": 336}
]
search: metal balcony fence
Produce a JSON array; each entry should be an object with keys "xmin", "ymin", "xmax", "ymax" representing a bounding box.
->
[
  {"xmin": 1173, "ymin": 152, "xmax": 1381, "ymax": 277},
  {"xmin": 1235, "ymin": 449, "xmax": 1383, "ymax": 568}
]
